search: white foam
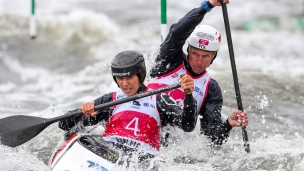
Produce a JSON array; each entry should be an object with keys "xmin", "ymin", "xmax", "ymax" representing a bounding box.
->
[{"xmin": 0, "ymin": 0, "xmax": 304, "ymax": 170}]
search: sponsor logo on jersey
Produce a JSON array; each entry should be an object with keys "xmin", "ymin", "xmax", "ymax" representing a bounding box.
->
[
  {"xmin": 116, "ymin": 137, "xmax": 141, "ymax": 148},
  {"xmin": 117, "ymin": 95, "xmax": 126, "ymax": 99},
  {"xmin": 194, "ymin": 87, "xmax": 200, "ymax": 92},
  {"xmin": 131, "ymin": 100, "xmax": 141, "ymax": 109},
  {"xmin": 171, "ymin": 73, "xmax": 178, "ymax": 78},
  {"xmin": 133, "ymin": 100, "xmax": 140, "ymax": 106},
  {"xmin": 142, "ymin": 102, "xmax": 156, "ymax": 109}
]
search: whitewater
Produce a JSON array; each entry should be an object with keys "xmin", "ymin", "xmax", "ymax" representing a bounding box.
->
[{"xmin": 0, "ymin": 0, "xmax": 304, "ymax": 170}]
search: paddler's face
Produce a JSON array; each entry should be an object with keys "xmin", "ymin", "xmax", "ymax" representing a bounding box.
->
[
  {"xmin": 187, "ymin": 46, "xmax": 216, "ymax": 74},
  {"xmin": 116, "ymin": 75, "xmax": 140, "ymax": 96}
]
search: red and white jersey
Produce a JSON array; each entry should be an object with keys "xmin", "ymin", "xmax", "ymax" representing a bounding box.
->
[
  {"xmin": 147, "ymin": 63, "xmax": 211, "ymax": 112},
  {"xmin": 102, "ymin": 88, "xmax": 161, "ymax": 155}
]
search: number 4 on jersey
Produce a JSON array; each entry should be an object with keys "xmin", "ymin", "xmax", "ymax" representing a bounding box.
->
[{"xmin": 125, "ymin": 117, "xmax": 140, "ymax": 135}]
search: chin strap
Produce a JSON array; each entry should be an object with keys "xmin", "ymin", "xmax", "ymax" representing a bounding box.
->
[{"xmin": 209, "ymin": 51, "xmax": 217, "ymax": 65}]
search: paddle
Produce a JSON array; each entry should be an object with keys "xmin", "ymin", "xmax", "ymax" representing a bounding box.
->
[
  {"xmin": 220, "ymin": 1, "xmax": 250, "ymax": 153},
  {"xmin": 0, "ymin": 83, "xmax": 181, "ymax": 148}
]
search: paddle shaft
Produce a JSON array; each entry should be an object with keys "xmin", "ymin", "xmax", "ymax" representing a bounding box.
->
[
  {"xmin": 221, "ymin": 2, "xmax": 250, "ymax": 153},
  {"xmin": 47, "ymin": 83, "xmax": 182, "ymax": 124}
]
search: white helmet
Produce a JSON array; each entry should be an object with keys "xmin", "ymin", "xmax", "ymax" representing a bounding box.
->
[{"xmin": 187, "ymin": 25, "xmax": 221, "ymax": 51}]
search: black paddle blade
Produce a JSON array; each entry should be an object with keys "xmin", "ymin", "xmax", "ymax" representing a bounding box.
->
[{"xmin": 0, "ymin": 115, "xmax": 50, "ymax": 147}]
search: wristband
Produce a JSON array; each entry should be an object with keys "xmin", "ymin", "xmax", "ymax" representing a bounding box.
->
[{"xmin": 201, "ymin": 1, "xmax": 213, "ymax": 12}]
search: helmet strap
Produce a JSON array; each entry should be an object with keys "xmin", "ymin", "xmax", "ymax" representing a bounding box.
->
[
  {"xmin": 136, "ymin": 73, "xmax": 142, "ymax": 83},
  {"xmin": 113, "ymin": 77, "xmax": 120, "ymax": 87},
  {"xmin": 209, "ymin": 51, "xmax": 218, "ymax": 66}
]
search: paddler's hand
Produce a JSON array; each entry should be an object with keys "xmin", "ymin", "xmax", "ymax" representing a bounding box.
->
[
  {"xmin": 80, "ymin": 102, "xmax": 98, "ymax": 116},
  {"xmin": 178, "ymin": 74, "xmax": 194, "ymax": 94},
  {"xmin": 228, "ymin": 110, "xmax": 248, "ymax": 127},
  {"xmin": 209, "ymin": 0, "xmax": 229, "ymax": 7}
]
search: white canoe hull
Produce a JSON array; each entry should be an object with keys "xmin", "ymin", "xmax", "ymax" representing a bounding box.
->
[{"xmin": 50, "ymin": 134, "xmax": 118, "ymax": 171}]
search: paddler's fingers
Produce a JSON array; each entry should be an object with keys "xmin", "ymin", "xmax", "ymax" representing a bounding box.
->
[
  {"xmin": 80, "ymin": 102, "xmax": 95, "ymax": 115},
  {"xmin": 178, "ymin": 74, "xmax": 194, "ymax": 94},
  {"xmin": 91, "ymin": 111, "xmax": 98, "ymax": 117},
  {"xmin": 228, "ymin": 110, "xmax": 249, "ymax": 127}
]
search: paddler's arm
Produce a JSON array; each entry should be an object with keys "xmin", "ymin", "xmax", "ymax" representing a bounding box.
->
[
  {"xmin": 150, "ymin": 4, "xmax": 210, "ymax": 78},
  {"xmin": 58, "ymin": 109, "xmax": 83, "ymax": 131},
  {"xmin": 181, "ymin": 94, "xmax": 197, "ymax": 132},
  {"xmin": 199, "ymin": 79, "xmax": 232, "ymax": 145},
  {"xmin": 157, "ymin": 75, "xmax": 197, "ymax": 132},
  {"xmin": 179, "ymin": 74, "xmax": 197, "ymax": 132},
  {"xmin": 58, "ymin": 93, "xmax": 113, "ymax": 131}
]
